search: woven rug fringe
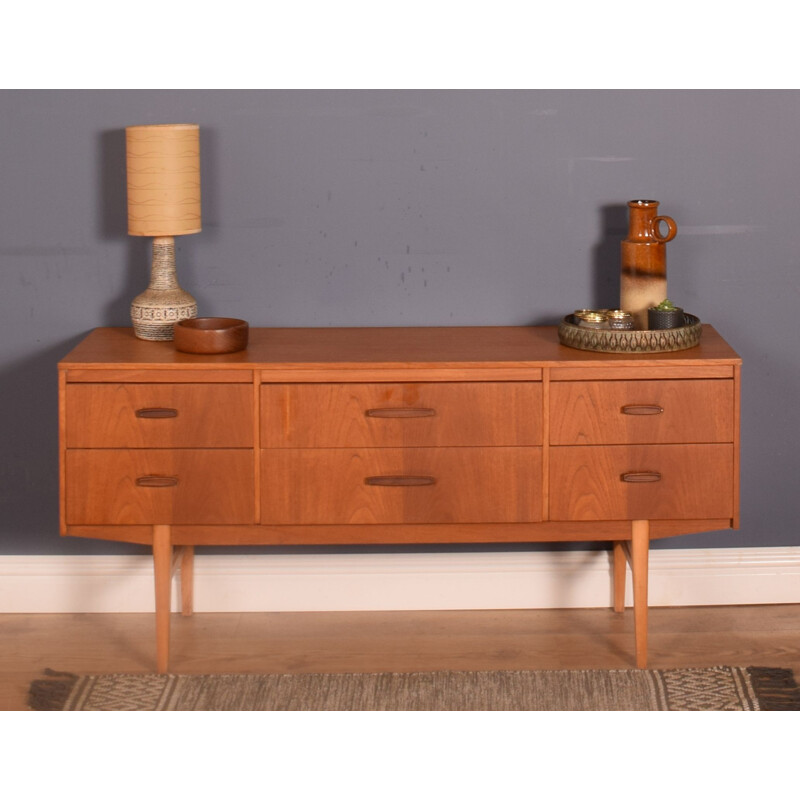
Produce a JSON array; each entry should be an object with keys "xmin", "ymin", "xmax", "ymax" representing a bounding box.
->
[
  {"xmin": 747, "ymin": 667, "xmax": 800, "ymax": 711},
  {"xmin": 28, "ymin": 668, "xmax": 79, "ymax": 711}
]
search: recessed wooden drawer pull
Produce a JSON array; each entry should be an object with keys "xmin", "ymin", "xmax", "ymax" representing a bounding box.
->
[
  {"xmin": 135, "ymin": 408, "xmax": 179, "ymax": 419},
  {"xmin": 135, "ymin": 475, "xmax": 179, "ymax": 488},
  {"xmin": 621, "ymin": 471, "xmax": 662, "ymax": 483},
  {"xmin": 621, "ymin": 405, "xmax": 664, "ymax": 415},
  {"xmin": 364, "ymin": 475, "xmax": 437, "ymax": 487},
  {"xmin": 365, "ymin": 407, "xmax": 436, "ymax": 419}
]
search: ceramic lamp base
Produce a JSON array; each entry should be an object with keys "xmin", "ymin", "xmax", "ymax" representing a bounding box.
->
[
  {"xmin": 131, "ymin": 289, "xmax": 197, "ymax": 341},
  {"xmin": 131, "ymin": 236, "xmax": 197, "ymax": 341}
]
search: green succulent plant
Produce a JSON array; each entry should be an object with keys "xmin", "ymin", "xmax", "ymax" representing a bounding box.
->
[{"xmin": 654, "ymin": 298, "xmax": 679, "ymax": 311}]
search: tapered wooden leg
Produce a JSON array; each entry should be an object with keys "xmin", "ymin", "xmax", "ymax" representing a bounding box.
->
[
  {"xmin": 613, "ymin": 541, "xmax": 627, "ymax": 613},
  {"xmin": 152, "ymin": 524, "xmax": 172, "ymax": 674},
  {"xmin": 631, "ymin": 520, "xmax": 650, "ymax": 669},
  {"xmin": 181, "ymin": 546, "xmax": 194, "ymax": 616}
]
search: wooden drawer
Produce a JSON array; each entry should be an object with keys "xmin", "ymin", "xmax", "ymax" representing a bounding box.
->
[
  {"xmin": 261, "ymin": 447, "xmax": 542, "ymax": 524},
  {"xmin": 66, "ymin": 450, "xmax": 254, "ymax": 525},
  {"xmin": 549, "ymin": 380, "xmax": 734, "ymax": 445},
  {"xmin": 549, "ymin": 444, "xmax": 734, "ymax": 521},
  {"xmin": 65, "ymin": 383, "xmax": 253, "ymax": 448},
  {"xmin": 261, "ymin": 382, "xmax": 541, "ymax": 448}
]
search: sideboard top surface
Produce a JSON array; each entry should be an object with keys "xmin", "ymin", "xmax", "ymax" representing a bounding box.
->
[{"xmin": 59, "ymin": 325, "xmax": 741, "ymax": 371}]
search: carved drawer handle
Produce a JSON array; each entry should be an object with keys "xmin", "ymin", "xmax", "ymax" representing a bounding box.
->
[
  {"xmin": 136, "ymin": 475, "xmax": 179, "ymax": 488},
  {"xmin": 136, "ymin": 408, "xmax": 179, "ymax": 419},
  {"xmin": 365, "ymin": 407, "xmax": 436, "ymax": 419},
  {"xmin": 365, "ymin": 475, "xmax": 437, "ymax": 487},
  {"xmin": 621, "ymin": 471, "xmax": 662, "ymax": 483},
  {"xmin": 621, "ymin": 405, "xmax": 664, "ymax": 415}
]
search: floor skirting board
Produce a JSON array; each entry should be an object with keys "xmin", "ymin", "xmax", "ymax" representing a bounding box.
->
[{"xmin": 1, "ymin": 547, "xmax": 799, "ymax": 613}]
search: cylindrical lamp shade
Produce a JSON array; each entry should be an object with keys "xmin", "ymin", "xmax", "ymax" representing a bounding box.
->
[{"xmin": 126, "ymin": 124, "xmax": 201, "ymax": 236}]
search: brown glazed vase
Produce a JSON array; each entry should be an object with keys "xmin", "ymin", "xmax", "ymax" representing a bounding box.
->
[{"xmin": 620, "ymin": 200, "xmax": 677, "ymax": 329}]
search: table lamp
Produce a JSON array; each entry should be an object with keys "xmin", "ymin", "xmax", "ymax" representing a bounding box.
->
[{"xmin": 126, "ymin": 123, "xmax": 201, "ymax": 340}]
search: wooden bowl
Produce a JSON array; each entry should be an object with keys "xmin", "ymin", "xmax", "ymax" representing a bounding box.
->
[{"xmin": 174, "ymin": 317, "xmax": 249, "ymax": 354}]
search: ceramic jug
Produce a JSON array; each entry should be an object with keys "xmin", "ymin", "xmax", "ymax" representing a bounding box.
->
[{"xmin": 620, "ymin": 200, "xmax": 677, "ymax": 329}]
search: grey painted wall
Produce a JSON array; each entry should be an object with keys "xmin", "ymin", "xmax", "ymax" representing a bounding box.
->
[{"xmin": 1, "ymin": 90, "xmax": 798, "ymax": 555}]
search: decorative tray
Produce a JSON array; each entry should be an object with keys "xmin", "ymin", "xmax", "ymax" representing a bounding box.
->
[{"xmin": 558, "ymin": 313, "xmax": 702, "ymax": 353}]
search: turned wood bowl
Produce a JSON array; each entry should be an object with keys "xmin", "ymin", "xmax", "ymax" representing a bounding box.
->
[{"xmin": 174, "ymin": 317, "xmax": 249, "ymax": 354}]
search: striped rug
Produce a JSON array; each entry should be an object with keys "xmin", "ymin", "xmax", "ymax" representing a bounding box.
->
[{"xmin": 29, "ymin": 666, "xmax": 800, "ymax": 711}]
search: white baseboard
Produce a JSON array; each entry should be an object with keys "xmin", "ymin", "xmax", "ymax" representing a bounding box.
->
[{"xmin": 1, "ymin": 547, "xmax": 799, "ymax": 613}]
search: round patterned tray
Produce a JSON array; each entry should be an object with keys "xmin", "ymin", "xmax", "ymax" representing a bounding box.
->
[{"xmin": 558, "ymin": 313, "xmax": 702, "ymax": 353}]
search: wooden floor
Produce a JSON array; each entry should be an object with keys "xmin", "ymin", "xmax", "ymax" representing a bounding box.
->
[{"xmin": 4, "ymin": 604, "xmax": 799, "ymax": 710}]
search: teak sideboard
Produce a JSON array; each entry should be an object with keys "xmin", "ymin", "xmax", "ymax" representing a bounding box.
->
[{"xmin": 58, "ymin": 325, "xmax": 741, "ymax": 672}]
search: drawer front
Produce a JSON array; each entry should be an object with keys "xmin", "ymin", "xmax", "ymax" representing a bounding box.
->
[
  {"xmin": 65, "ymin": 384, "xmax": 253, "ymax": 448},
  {"xmin": 550, "ymin": 444, "xmax": 734, "ymax": 521},
  {"xmin": 550, "ymin": 380, "xmax": 734, "ymax": 445},
  {"xmin": 261, "ymin": 382, "xmax": 541, "ymax": 448},
  {"xmin": 261, "ymin": 447, "xmax": 542, "ymax": 524},
  {"xmin": 66, "ymin": 450, "xmax": 254, "ymax": 524}
]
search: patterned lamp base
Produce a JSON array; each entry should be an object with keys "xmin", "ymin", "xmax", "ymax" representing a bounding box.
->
[{"xmin": 131, "ymin": 237, "xmax": 197, "ymax": 341}]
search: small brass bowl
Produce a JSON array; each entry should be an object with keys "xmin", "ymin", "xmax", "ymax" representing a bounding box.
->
[
  {"xmin": 174, "ymin": 317, "xmax": 249, "ymax": 354},
  {"xmin": 607, "ymin": 310, "xmax": 635, "ymax": 330},
  {"xmin": 576, "ymin": 311, "xmax": 608, "ymax": 329}
]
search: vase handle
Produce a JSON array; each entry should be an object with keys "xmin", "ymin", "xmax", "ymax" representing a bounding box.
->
[{"xmin": 651, "ymin": 215, "xmax": 677, "ymax": 243}]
